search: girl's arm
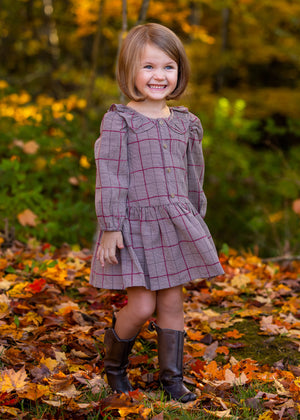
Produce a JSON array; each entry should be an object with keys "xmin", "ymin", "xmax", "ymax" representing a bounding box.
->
[
  {"xmin": 95, "ymin": 110, "xmax": 129, "ymax": 230},
  {"xmin": 187, "ymin": 114, "xmax": 207, "ymax": 218}
]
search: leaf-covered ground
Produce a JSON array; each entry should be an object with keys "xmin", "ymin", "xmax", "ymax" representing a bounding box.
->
[{"xmin": 0, "ymin": 241, "xmax": 299, "ymax": 419}]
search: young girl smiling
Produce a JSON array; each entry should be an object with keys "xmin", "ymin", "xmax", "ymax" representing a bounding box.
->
[{"xmin": 90, "ymin": 23, "xmax": 224, "ymax": 402}]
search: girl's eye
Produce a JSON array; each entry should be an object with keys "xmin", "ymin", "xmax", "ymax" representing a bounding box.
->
[
  {"xmin": 144, "ymin": 65, "xmax": 153, "ymax": 69},
  {"xmin": 165, "ymin": 65, "xmax": 174, "ymax": 70}
]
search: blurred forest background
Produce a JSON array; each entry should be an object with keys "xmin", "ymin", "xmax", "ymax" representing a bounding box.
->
[{"xmin": 0, "ymin": 0, "xmax": 300, "ymax": 257}]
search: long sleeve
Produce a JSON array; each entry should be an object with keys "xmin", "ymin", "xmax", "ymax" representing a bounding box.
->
[
  {"xmin": 187, "ymin": 114, "xmax": 207, "ymax": 218},
  {"xmin": 94, "ymin": 111, "xmax": 129, "ymax": 231}
]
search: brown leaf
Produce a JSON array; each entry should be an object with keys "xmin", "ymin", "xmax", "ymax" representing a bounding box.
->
[
  {"xmin": 22, "ymin": 140, "xmax": 39, "ymax": 154},
  {"xmin": 292, "ymin": 199, "xmax": 300, "ymax": 215},
  {"xmin": 203, "ymin": 341, "xmax": 219, "ymax": 361},
  {"xmin": 17, "ymin": 209, "xmax": 39, "ymax": 227},
  {"xmin": 151, "ymin": 413, "xmax": 164, "ymax": 420}
]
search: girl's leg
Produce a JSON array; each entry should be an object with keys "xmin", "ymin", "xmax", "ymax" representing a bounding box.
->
[
  {"xmin": 156, "ymin": 285, "xmax": 184, "ymax": 330},
  {"xmin": 114, "ymin": 286, "xmax": 157, "ymax": 339},
  {"xmin": 104, "ymin": 287, "xmax": 156, "ymax": 393},
  {"xmin": 154, "ymin": 285, "xmax": 196, "ymax": 403}
]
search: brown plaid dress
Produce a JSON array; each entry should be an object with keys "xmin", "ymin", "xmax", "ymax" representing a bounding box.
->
[{"xmin": 90, "ymin": 104, "xmax": 224, "ymax": 291}]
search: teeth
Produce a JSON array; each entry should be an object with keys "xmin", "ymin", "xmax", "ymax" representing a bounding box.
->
[{"xmin": 149, "ymin": 85, "xmax": 165, "ymax": 89}]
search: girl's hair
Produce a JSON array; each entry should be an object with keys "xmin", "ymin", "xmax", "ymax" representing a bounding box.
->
[{"xmin": 117, "ymin": 23, "xmax": 190, "ymax": 101}]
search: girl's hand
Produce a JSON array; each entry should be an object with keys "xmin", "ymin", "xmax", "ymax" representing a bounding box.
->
[{"xmin": 96, "ymin": 231, "xmax": 124, "ymax": 267}]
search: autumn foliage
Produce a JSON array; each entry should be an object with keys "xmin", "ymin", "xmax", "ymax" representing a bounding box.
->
[{"xmin": 0, "ymin": 240, "xmax": 299, "ymax": 419}]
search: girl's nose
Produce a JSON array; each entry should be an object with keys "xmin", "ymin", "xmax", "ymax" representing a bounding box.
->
[{"xmin": 153, "ymin": 69, "xmax": 165, "ymax": 80}]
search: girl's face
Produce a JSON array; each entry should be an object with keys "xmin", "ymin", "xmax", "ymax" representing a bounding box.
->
[{"xmin": 135, "ymin": 43, "xmax": 178, "ymax": 104}]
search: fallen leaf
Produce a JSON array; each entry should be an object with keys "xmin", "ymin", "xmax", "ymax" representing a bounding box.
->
[
  {"xmin": 292, "ymin": 199, "xmax": 300, "ymax": 215},
  {"xmin": 22, "ymin": 140, "xmax": 39, "ymax": 154},
  {"xmin": 0, "ymin": 367, "xmax": 28, "ymax": 392},
  {"xmin": 17, "ymin": 209, "xmax": 39, "ymax": 227},
  {"xmin": 224, "ymin": 329, "xmax": 244, "ymax": 339},
  {"xmin": 203, "ymin": 408, "xmax": 232, "ymax": 418},
  {"xmin": 203, "ymin": 341, "xmax": 219, "ymax": 361}
]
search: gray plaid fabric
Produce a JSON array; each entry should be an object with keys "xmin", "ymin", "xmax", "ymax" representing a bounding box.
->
[{"xmin": 90, "ymin": 104, "xmax": 224, "ymax": 291}]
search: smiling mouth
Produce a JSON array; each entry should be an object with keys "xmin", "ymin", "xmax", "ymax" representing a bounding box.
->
[{"xmin": 148, "ymin": 84, "xmax": 166, "ymax": 89}]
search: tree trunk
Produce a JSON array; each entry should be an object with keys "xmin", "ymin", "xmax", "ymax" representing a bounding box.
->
[
  {"xmin": 215, "ymin": 7, "xmax": 230, "ymax": 91},
  {"xmin": 188, "ymin": 0, "xmax": 201, "ymax": 28},
  {"xmin": 136, "ymin": 0, "xmax": 150, "ymax": 25},
  {"xmin": 116, "ymin": 0, "xmax": 128, "ymax": 102},
  {"xmin": 86, "ymin": 0, "xmax": 105, "ymax": 110},
  {"xmin": 42, "ymin": 0, "xmax": 60, "ymax": 65}
]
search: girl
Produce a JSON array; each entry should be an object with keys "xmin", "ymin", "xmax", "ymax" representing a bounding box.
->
[{"xmin": 90, "ymin": 23, "xmax": 224, "ymax": 403}]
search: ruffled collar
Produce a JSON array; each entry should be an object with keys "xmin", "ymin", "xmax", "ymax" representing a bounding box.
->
[{"xmin": 109, "ymin": 103, "xmax": 190, "ymax": 134}]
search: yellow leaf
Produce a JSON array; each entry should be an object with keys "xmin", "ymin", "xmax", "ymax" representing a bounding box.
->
[
  {"xmin": 258, "ymin": 411, "xmax": 276, "ymax": 420},
  {"xmin": 118, "ymin": 406, "xmax": 141, "ymax": 417},
  {"xmin": 35, "ymin": 157, "xmax": 47, "ymax": 170},
  {"xmin": 268, "ymin": 211, "xmax": 284, "ymax": 223},
  {"xmin": 17, "ymin": 383, "xmax": 50, "ymax": 400},
  {"xmin": 231, "ymin": 274, "xmax": 251, "ymax": 289},
  {"xmin": 7, "ymin": 282, "xmax": 30, "ymax": 298},
  {"xmin": 204, "ymin": 408, "xmax": 232, "ymax": 418},
  {"xmin": 23, "ymin": 311, "xmax": 43, "ymax": 326},
  {"xmin": 0, "ymin": 406, "xmax": 21, "ymax": 417},
  {"xmin": 40, "ymin": 356, "xmax": 59, "ymax": 371},
  {"xmin": 79, "ymin": 155, "xmax": 91, "ymax": 168},
  {"xmin": 0, "ymin": 367, "xmax": 28, "ymax": 392},
  {"xmin": 17, "ymin": 209, "xmax": 39, "ymax": 227},
  {"xmin": 0, "ymin": 80, "xmax": 9, "ymax": 89}
]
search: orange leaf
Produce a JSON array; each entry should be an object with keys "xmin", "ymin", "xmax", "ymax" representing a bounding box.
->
[
  {"xmin": 224, "ymin": 329, "xmax": 244, "ymax": 339},
  {"xmin": 0, "ymin": 258, "xmax": 7, "ymax": 270},
  {"xmin": 186, "ymin": 330, "xmax": 205, "ymax": 341},
  {"xmin": 17, "ymin": 209, "xmax": 38, "ymax": 227},
  {"xmin": 216, "ymin": 346, "xmax": 229, "ymax": 355},
  {"xmin": 17, "ymin": 383, "xmax": 49, "ymax": 400}
]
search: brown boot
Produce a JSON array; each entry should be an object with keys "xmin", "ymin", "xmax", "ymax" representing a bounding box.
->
[
  {"xmin": 150, "ymin": 322, "xmax": 196, "ymax": 403},
  {"xmin": 103, "ymin": 317, "xmax": 137, "ymax": 393}
]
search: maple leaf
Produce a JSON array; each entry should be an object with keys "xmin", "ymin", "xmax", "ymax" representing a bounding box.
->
[
  {"xmin": 0, "ymin": 367, "xmax": 28, "ymax": 392},
  {"xmin": 25, "ymin": 278, "xmax": 46, "ymax": 293},
  {"xmin": 216, "ymin": 346, "xmax": 229, "ymax": 355},
  {"xmin": 260, "ymin": 316, "xmax": 288, "ymax": 335},
  {"xmin": 231, "ymin": 273, "xmax": 252, "ymax": 289},
  {"xmin": 40, "ymin": 356, "xmax": 59, "ymax": 372},
  {"xmin": 203, "ymin": 408, "xmax": 232, "ymax": 418},
  {"xmin": 0, "ymin": 258, "xmax": 8, "ymax": 270},
  {"xmin": 203, "ymin": 341, "xmax": 219, "ymax": 361},
  {"xmin": 22, "ymin": 140, "xmax": 40, "ymax": 154},
  {"xmin": 17, "ymin": 209, "xmax": 39, "ymax": 227},
  {"xmin": 22, "ymin": 311, "xmax": 43, "ymax": 326},
  {"xmin": 224, "ymin": 329, "xmax": 244, "ymax": 339},
  {"xmin": 0, "ymin": 406, "xmax": 21, "ymax": 417},
  {"xmin": 17, "ymin": 383, "xmax": 50, "ymax": 400}
]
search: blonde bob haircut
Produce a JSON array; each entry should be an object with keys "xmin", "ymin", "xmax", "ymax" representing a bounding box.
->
[{"xmin": 117, "ymin": 23, "xmax": 190, "ymax": 101}]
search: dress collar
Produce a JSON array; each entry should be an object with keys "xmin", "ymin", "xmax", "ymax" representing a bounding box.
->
[{"xmin": 109, "ymin": 104, "xmax": 190, "ymax": 134}]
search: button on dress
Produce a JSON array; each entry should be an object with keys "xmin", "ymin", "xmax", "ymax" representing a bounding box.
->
[{"xmin": 90, "ymin": 104, "xmax": 224, "ymax": 291}]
